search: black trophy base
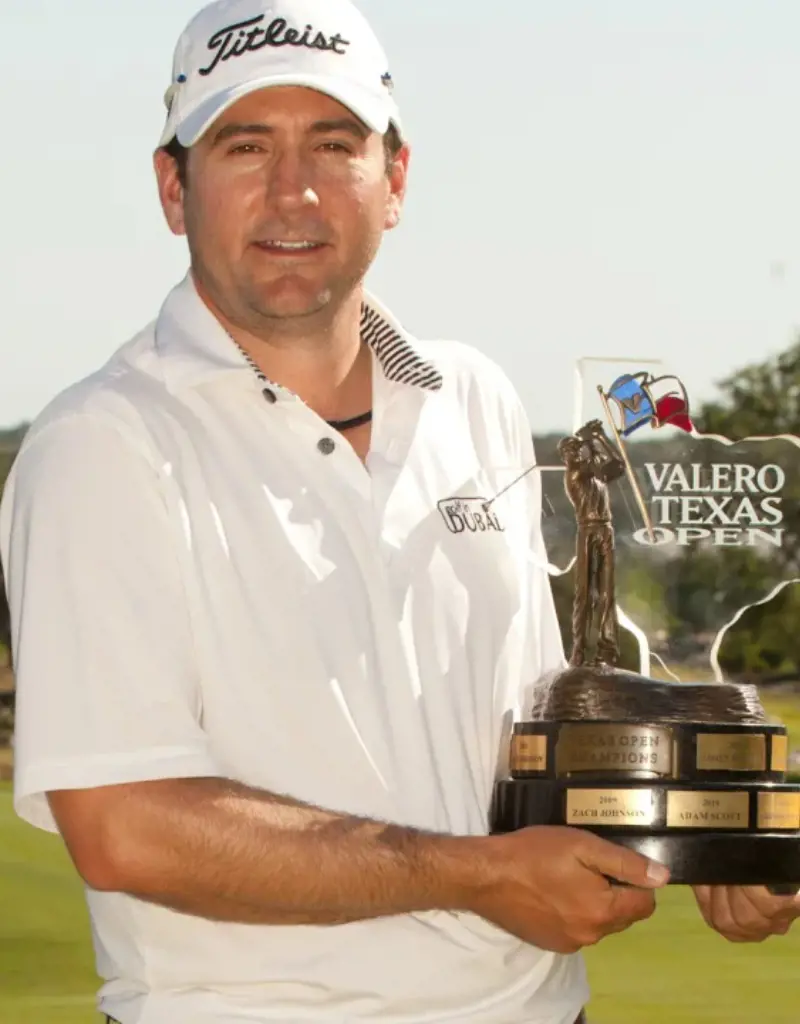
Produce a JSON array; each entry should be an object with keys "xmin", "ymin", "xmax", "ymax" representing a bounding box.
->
[
  {"xmin": 587, "ymin": 831, "xmax": 800, "ymax": 886},
  {"xmin": 492, "ymin": 778, "xmax": 800, "ymax": 886}
]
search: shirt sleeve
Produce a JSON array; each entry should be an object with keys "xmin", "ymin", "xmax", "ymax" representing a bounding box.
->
[{"xmin": 0, "ymin": 414, "xmax": 220, "ymax": 833}]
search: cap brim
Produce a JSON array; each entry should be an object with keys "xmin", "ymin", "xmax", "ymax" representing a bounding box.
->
[{"xmin": 159, "ymin": 73, "xmax": 401, "ymax": 148}]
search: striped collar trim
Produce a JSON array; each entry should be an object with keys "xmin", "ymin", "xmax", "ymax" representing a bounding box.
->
[
  {"xmin": 236, "ymin": 299, "xmax": 443, "ymax": 394},
  {"xmin": 360, "ymin": 302, "xmax": 442, "ymax": 391},
  {"xmin": 155, "ymin": 275, "xmax": 443, "ymax": 393}
]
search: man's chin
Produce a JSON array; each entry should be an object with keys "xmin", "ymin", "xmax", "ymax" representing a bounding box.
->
[{"xmin": 246, "ymin": 283, "xmax": 334, "ymax": 321}]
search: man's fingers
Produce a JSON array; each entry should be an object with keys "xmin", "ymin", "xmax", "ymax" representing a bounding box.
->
[
  {"xmin": 709, "ymin": 887, "xmax": 773, "ymax": 942},
  {"xmin": 733, "ymin": 886, "xmax": 799, "ymax": 922},
  {"xmin": 728, "ymin": 887, "xmax": 797, "ymax": 937},
  {"xmin": 727, "ymin": 887, "xmax": 769, "ymax": 937},
  {"xmin": 693, "ymin": 885, "xmax": 710, "ymax": 905},
  {"xmin": 710, "ymin": 887, "xmax": 750, "ymax": 941},
  {"xmin": 579, "ymin": 834, "xmax": 670, "ymax": 889},
  {"xmin": 693, "ymin": 886, "xmax": 713, "ymax": 927},
  {"xmin": 608, "ymin": 886, "xmax": 657, "ymax": 925},
  {"xmin": 695, "ymin": 886, "xmax": 800, "ymax": 942}
]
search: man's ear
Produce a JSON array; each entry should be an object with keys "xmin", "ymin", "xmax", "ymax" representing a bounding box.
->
[
  {"xmin": 153, "ymin": 148, "xmax": 187, "ymax": 237},
  {"xmin": 385, "ymin": 143, "xmax": 410, "ymax": 231}
]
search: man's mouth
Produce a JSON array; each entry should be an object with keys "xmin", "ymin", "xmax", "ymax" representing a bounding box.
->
[{"xmin": 255, "ymin": 240, "xmax": 326, "ymax": 253}]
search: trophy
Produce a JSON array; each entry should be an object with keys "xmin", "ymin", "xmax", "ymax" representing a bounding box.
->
[{"xmin": 491, "ymin": 358, "xmax": 800, "ymax": 887}]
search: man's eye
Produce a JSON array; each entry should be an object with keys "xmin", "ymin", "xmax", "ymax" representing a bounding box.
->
[
  {"xmin": 319, "ymin": 142, "xmax": 352, "ymax": 154},
  {"xmin": 229, "ymin": 143, "xmax": 263, "ymax": 154}
]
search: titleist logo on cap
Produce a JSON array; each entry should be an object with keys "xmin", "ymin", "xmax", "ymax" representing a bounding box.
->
[{"xmin": 199, "ymin": 15, "xmax": 351, "ymax": 76}]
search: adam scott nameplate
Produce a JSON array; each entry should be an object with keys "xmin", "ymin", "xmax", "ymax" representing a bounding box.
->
[{"xmin": 492, "ymin": 358, "xmax": 800, "ymax": 886}]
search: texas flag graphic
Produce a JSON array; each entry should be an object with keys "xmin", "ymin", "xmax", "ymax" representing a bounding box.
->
[
  {"xmin": 605, "ymin": 372, "xmax": 694, "ymax": 437},
  {"xmin": 653, "ymin": 391, "xmax": 693, "ymax": 434}
]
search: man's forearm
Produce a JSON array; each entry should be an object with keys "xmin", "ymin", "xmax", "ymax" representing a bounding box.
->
[{"xmin": 88, "ymin": 777, "xmax": 483, "ymax": 925}]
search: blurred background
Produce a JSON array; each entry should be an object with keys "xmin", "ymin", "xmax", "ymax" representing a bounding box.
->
[{"xmin": 4, "ymin": 1, "xmax": 800, "ymax": 1021}]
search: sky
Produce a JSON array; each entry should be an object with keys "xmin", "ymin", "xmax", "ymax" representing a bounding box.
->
[{"xmin": 4, "ymin": 0, "xmax": 800, "ymax": 433}]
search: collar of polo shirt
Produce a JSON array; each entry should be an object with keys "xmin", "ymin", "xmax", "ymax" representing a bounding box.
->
[{"xmin": 154, "ymin": 274, "xmax": 443, "ymax": 394}]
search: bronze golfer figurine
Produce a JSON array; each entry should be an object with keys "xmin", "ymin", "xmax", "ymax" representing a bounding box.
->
[{"xmin": 557, "ymin": 419, "xmax": 626, "ymax": 668}]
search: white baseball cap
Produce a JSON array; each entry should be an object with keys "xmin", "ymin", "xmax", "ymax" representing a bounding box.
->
[{"xmin": 159, "ymin": 0, "xmax": 402, "ymax": 148}]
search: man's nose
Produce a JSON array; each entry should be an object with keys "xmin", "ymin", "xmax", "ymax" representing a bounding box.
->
[{"xmin": 268, "ymin": 152, "xmax": 320, "ymax": 212}]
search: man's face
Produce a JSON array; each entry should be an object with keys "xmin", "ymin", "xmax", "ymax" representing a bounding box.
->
[{"xmin": 154, "ymin": 86, "xmax": 409, "ymax": 328}]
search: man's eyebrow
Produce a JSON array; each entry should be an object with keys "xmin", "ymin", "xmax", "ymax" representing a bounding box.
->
[
  {"xmin": 309, "ymin": 118, "xmax": 369, "ymax": 139},
  {"xmin": 211, "ymin": 123, "xmax": 274, "ymax": 145}
]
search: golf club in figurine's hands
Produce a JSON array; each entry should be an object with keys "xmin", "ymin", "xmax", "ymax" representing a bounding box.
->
[{"xmin": 492, "ymin": 362, "xmax": 800, "ymax": 889}]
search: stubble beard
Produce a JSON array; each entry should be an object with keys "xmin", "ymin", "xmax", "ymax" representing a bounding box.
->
[
  {"xmin": 237, "ymin": 249, "xmax": 373, "ymax": 334},
  {"xmin": 189, "ymin": 227, "xmax": 379, "ymax": 341},
  {"xmin": 240, "ymin": 278, "xmax": 335, "ymax": 326}
]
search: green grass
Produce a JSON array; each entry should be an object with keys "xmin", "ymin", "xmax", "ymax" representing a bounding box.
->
[
  {"xmin": 584, "ymin": 888, "xmax": 800, "ymax": 1022},
  {"xmin": 3, "ymin": 779, "xmax": 800, "ymax": 1023},
  {"xmin": 0, "ymin": 783, "xmax": 103, "ymax": 1024}
]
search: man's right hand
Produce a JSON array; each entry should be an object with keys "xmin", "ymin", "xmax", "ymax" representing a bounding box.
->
[{"xmin": 462, "ymin": 826, "xmax": 669, "ymax": 953}]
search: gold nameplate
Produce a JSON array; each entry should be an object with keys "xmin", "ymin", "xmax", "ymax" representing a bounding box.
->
[
  {"xmin": 510, "ymin": 734, "xmax": 548, "ymax": 772},
  {"xmin": 771, "ymin": 735, "xmax": 789, "ymax": 773},
  {"xmin": 556, "ymin": 724, "xmax": 674, "ymax": 776},
  {"xmin": 757, "ymin": 792, "xmax": 800, "ymax": 831},
  {"xmin": 566, "ymin": 788, "xmax": 658, "ymax": 827},
  {"xmin": 696, "ymin": 734, "xmax": 766, "ymax": 772},
  {"xmin": 666, "ymin": 790, "xmax": 749, "ymax": 829}
]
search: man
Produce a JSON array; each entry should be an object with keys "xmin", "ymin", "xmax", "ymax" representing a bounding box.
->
[{"xmin": 0, "ymin": 1, "xmax": 792, "ymax": 1022}]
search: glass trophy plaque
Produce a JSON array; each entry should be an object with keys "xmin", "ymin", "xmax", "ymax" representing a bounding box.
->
[{"xmin": 491, "ymin": 357, "xmax": 800, "ymax": 887}]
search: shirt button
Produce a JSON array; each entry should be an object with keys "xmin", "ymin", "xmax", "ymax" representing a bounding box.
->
[
  {"xmin": 262, "ymin": 387, "xmax": 277, "ymax": 404},
  {"xmin": 317, "ymin": 437, "xmax": 336, "ymax": 455}
]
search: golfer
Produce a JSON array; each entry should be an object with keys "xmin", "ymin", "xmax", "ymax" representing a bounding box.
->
[{"xmin": 4, "ymin": 1, "xmax": 791, "ymax": 1022}]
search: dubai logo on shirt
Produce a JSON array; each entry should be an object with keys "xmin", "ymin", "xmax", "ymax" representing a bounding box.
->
[{"xmin": 438, "ymin": 497, "xmax": 505, "ymax": 534}]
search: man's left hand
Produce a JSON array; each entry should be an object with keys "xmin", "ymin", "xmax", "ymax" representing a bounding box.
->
[{"xmin": 693, "ymin": 886, "xmax": 800, "ymax": 942}]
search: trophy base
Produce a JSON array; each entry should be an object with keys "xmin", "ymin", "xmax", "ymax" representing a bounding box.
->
[
  {"xmin": 585, "ymin": 831, "xmax": 800, "ymax": 887},
  {"xmin": 492, "ymin": 778, "xmax": 800, "ymax": 886}
]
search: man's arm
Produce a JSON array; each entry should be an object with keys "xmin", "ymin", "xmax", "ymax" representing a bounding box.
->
[
  {"xmin": 2, "ymin": 415, "xmax": 472, "ymax": 926},
  {"xmin": 49, "ymin": 774, "xmax": 669, "ymax": 950},
  {"xmin": 49, "ymin": 776, "xmax": 475, "ymax": 924}
]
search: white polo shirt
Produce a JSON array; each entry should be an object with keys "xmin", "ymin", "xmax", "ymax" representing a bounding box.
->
[{"xmin": 0, "ymin": 274, "xmax": 587, "ymax": 1024}]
